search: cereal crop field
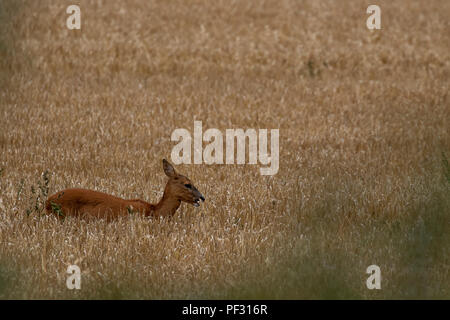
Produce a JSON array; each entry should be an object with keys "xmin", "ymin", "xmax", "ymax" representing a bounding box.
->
[{"xmin": 0, "ymin": 0, "xmax": 449, "ymax": 299}]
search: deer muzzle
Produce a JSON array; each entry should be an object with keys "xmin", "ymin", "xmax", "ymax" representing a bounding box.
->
[{"xmin": 193, "ymin": 189, "xmax": 205, "ymax": 207}]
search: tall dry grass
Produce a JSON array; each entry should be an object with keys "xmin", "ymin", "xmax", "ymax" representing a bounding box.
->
[{"xmin": 0, "ymin": 0, "xmax": 449, "ymax": 299}]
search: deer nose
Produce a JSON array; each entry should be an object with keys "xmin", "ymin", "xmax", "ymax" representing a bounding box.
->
[{"xmin": 194, "ymin": 188, "xmax": 205, "ymax": 201}]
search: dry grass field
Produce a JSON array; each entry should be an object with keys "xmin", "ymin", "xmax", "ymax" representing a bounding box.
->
[{"xmin": 0, "ymin": 0, "xmax": 449, "ymax": 299}]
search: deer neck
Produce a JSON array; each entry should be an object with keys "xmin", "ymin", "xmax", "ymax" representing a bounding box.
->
[{"xmin": 153, "ymin": 187, "xmax": 181, "ymax": 217}]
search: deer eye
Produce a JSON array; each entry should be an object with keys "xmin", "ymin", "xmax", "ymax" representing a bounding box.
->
[{"xmin": 184, "ymin": 184, "xmax": 192, "ymax": 189}]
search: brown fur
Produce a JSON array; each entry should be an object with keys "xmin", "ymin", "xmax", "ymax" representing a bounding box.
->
[{"xmin": 45, "ymin": 159, "xmax": 204, "ymax": 220}]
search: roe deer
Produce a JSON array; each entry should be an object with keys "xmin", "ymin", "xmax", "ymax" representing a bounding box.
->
[{"xmin": 45, "ymin": 159, "xmax": 205, "ymax": 220}]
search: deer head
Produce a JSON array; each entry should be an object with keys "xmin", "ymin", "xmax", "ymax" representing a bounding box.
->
[{"xmin": 162, "ymin": 159, "xmax": 205, "ymax": 207}]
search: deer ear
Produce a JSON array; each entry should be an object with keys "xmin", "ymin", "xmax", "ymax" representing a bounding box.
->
[{"xmin": 162, "ymin": 159, "xmax": 176, "ymax": 177}]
